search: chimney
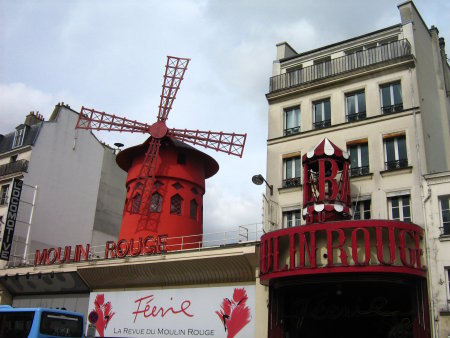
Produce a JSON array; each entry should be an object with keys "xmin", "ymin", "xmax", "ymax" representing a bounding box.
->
[{"xmin": 24, "ymin": 111, "xmax": 45, "ymax": 126}]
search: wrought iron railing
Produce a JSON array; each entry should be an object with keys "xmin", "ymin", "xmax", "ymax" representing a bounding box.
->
[
  {"xmin": 313, "ymin": 119, "xmax": 331, "ymax": 129},
  {"xmin": 381, "ymin": 103, "xmax": 403, "ymax": 114},
  {"xmin": 284, "ymin": 126, "xmax": 301, "ymax": 136},
  {"xmin": 347, "ymin": 111, "xmax": 366, "ymax": 122},
  {"xmin": 0, "ymin": 159, "xmax": 29, "ymax": 177},
  {"xmin": 385, "ymin": 159, "xmax": 408, "ymax": 171},
  {"xmin": 269, "ymin": 39, "xmax": 412, "ymax": 93},
  {"xmin": 350, "ymin": 166, "xmax": 370, "ymax": 177},
  {"xmin": 282, "ymin": 177, "xmax": 301, "ymax": 188}
]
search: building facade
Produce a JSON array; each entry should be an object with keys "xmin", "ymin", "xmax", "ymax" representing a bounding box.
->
[
  {"xmin": 263, "ymin": 1, "xmax": 449, "ymax": 337},
  {"xmin": 0, "ymin": 103, "xmax": 126, "ymax": 270}
]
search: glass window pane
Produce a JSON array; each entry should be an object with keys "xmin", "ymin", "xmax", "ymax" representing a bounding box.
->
[
  {"xmin": 397, "ymin": 136, "xmax": 407, "ymax": 160},
  {"xmin": 346, "ymin": 95, "xmax": 356, "ymax": 114},
  {"xmin": 441, "ymin": 197, "xmax": 449, "ymax": 210},
  {"xmin": 360, "ymin": 144, "xmax": 369, "ymax": 167},
  {"xmin": 285, "ymin": 110, "xmax": 294, "ymax": 129},
  {"xmin": 393, "ymin": 83, "xmax": 402, "ymax": 105},
  {"xmin": 349, "ymin": 146, "xmax": 359, "ymax": 168},
  {"xmin": 385, "ymin": 139, "xmax": 396, "ymax": 162},
  {"xmin": 286, "ymin": 159, "xmax": 293, "ymax": 178},
  {"xmin": 381, "ymin": 85, "xmax": 391, "ymax": 107},
  {"xmin": 314, "ymin": 102, "xmax": 323, "ymax": 122},
  {"xmin": 295, "ymin": 157, "xmax": 301, "ymax": 178},
  {"xmin": 324, "ymin": 100, "xmax": 331, "ymax": 120},
  {"xmin": 391, "ymin": 197, "xmax": 399, "ymax": 208},
  {"xmin": 357, "ymin": 92, "xmax": 366, "ymax": 112}
]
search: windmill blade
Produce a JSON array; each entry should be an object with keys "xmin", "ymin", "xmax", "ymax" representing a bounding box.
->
[
  {"xmin": 76, "ymin": 107, "xmax": 150, "ymax": 133},
  {"xmin": 157, "ymin": 56, "xmax": 190, "ymax": 122},
  {"xmin": 169, "ymin": 128, "xmax": 247, "ymax": 158},
  {"xmin": 127, "ymin": 138, "xmax": 161, "ymax": 216}
]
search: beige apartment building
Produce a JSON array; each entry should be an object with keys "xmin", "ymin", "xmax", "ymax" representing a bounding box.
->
[{"xmin": 264, "ymin": 1, "xmax": 449, "ymax": 337}]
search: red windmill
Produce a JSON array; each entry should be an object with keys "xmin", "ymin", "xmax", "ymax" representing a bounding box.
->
[{"xmin": 76, "ymin": 56, "xmax": 246, "ymax": 250}]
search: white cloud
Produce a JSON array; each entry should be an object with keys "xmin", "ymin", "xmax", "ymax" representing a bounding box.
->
[{"xmin": 0, "ymin": 83, "xmax": 53, "ymax": 132}]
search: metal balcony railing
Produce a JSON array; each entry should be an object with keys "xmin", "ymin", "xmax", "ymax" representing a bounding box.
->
[
  {"xmin": 313, "ymin": 119, "xmax": 331, "ymax": 129},
  {"xmin": 381, "ymin": 103, "xmax": 403, "ymax": 115},
  {"xmin": 347, "ymin": 111, "xmax": 366, "ymax": 122},
  {"xmin": 385, "ymin": 159, "xmax": 409, "ymax": 171},
  {"xmin": 0, "ymin": 159, "xmax": 29, "ymax": 177},
  {"xmin": 282, "ymin": 177, "xmax": 301, "ymax": 188},
  {"xmin": 269, "ymin": 39, "xmax": 412, "ymax": 93},
  {"xmin": 350, "ymin": 166, "xmax": 370, "ymax": 177},
  {"xmin": 284, "ymin": 126, "xmax": 301, "ymax": 136}
]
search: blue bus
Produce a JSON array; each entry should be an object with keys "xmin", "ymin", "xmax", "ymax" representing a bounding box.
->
[{"xmin": 0, "ymin": 305, "xmax": 84, "ymax": 338}]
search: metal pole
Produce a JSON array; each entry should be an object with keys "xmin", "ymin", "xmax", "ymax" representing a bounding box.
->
[{"xmin": 22, "ymin": 185, "xmax": 38, "ymax": 263}]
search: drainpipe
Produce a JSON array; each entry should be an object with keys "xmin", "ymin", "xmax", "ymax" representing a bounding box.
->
[{"xmin": 409, "ymin": 67, "xmax": 437, "ymax": 337}]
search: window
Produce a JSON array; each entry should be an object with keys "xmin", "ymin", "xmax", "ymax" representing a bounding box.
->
[
  {"xmin": 384, "ymin": 134, "xmax": 408, "ymax": 170},
  {"xmin": 283, "ymin": 155, "xmax": 301, "ymax": 188},
  {"xmin": 352, "ymin": 199, "xmax": 371, "ymax": 220},
  {"xmin": 190, "ymin": 199, "xmax": 198, "ymax": 220},
  {"xmin": 380, "ymin": 82, "xmax": 403, "ymax": 114},
  {"xmin": 170, "ymin": 194, "xmax": 183, "ymax": 215},
  {"xmin": 439, "ymin": 195, "xmax": 450, "ymax": 236},
  {"xmin": 287, "ymin": 65, "xmax": 303, "ymax": 87},
  {"xmin": 283, "ymin": 209, "xmax": 301, "ymax": 228},
  {"xmin": 12, "ymin": 128, "xmax": 25, "ymax": 148},
  {"xmin": 150, "ymin": 193, "xmax": 162, "ymax": 212},
  {"xmin": 348, "ymin": 142, "xmax": 369, "ymax": 176},
  {"xmin": 131, "ymin": 194, "xmax": 141, "ymax": 213},
  {"xmin": 313, "ymin": 99, "xmax": 331, "ymax": 129},
  {"xmin": 346, "ymin": 91, "xmax": 366, "ymax": 121},
  {"xmin": 388, "ymin": 194, "xmax": 411, "ymax": 222},
  {"xmin": 0, "ymin": 185, "xmax": 9, "ymax": 205},
  {"xmin": 284, "ymin": 106, "xmax": 300, "ymax": 135}
]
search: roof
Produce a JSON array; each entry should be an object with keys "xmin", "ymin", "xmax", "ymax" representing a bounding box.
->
[
  {"xmin": 116, "ymin": 136, "xmax": 219, "ymax": 178},
  {"xmin": 0, "ymin": 123, "xmax": 42, "ymax": 155},
  {"xmin": 303, "ymin": 137, "xmax": 349, "ymax": 162}
]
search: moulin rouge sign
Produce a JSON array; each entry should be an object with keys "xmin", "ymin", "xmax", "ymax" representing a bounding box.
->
[
  {"xmin": 34, "ymin": 235, "xmax": 168, "ymax": 266},
  {"xmin": 259, "ymin": 219, "xmax": 426, "ymax": 284}
]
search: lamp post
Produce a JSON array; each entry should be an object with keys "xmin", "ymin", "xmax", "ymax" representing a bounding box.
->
[{"xmin": 252, "ymin": 174, "xmax": 273, "ymax": 196}]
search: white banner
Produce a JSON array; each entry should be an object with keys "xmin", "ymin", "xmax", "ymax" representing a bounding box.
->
[{"xmin": 87, "ymin": 285, "xmax": 255, "ymax": 338}]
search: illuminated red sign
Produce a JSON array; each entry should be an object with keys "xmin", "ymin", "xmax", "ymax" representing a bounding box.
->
[
  {"xmin": 34, "ymin": 235, "xmax": 168, "ymax": 266},
  {"xmin": 259, "ymin": 220, "xmax": 425, "ymax": 284}
]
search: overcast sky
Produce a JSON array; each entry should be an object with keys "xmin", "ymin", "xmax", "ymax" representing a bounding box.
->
[{"xmin": 1, "ymin": 0, "xmax": 449, "ymax": 238}]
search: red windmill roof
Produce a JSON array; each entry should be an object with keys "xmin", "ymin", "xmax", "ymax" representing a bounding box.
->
[{"xmin": 116, "ymin": 137, "xmax": 219, "ymax": 178}]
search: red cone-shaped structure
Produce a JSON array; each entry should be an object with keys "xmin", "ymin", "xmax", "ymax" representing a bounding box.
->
[{"xmin": 116, "ymin": 137, "xmax": 219, "ymax": 250}]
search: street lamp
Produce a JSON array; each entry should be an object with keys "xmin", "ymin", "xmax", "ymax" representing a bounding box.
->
[{"xmin": 252, "ymin": 174, "xmax": 273, "ymax": 196}]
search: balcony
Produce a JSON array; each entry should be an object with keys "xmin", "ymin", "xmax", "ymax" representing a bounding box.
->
[
  {"xmin": 282, "ymin": 177, "xmax": 301, "ymax": 188},
  {"xmin": 313, "ymin": 119, "xmax": 331, "ymax": 129},
  {"xmin": 347, "ymin": 111, "xmax": 366, "ymax": 122},
  {"xmin": 350, "ymin": 166, "xmax": 370, "ymax": 177},
  {"xmin": 269, "ymin": 39, "xmax": 412, "ymax": 93},
  {"xmin": 385, "ymin": 159, "xmax": 408, "ymax": 171},
  {"xmin": 284, "ymin": 126, "xmax": 300, "ymax": 136},
  {"xmin": 381, "ymin": 103, "xmax": 403, "ymax": 114},
  {"xmin": 0, "ymin": 159, "xmax": 29, "ymax": 177}
]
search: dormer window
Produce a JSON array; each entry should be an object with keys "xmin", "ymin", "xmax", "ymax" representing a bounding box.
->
[{"xmin": 12, "ymin": 128, "xmax": 25, "ymax": 149}]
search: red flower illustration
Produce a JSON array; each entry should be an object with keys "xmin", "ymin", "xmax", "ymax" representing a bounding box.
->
[
  {"xmin": 215, "ymin": 288, "xmax": 251, "ymax": 338},
  {"xmin": 88, "ymin": 294, "xmax": 115, "ymax": 338}
]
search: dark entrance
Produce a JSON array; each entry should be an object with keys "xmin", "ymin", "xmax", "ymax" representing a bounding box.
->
[{"xmin": 268, "ymin": 275, "xmax": 430, "ymax": 338}]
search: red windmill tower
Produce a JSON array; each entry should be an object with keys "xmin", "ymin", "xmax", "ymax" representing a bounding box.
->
[{"xmin": 76, "ymin": 56, "xmax": 246, "ymax": 250}]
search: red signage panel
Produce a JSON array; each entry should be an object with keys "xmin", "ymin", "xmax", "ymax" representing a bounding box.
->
[{"xmin": 260, "ymin": 220, "xmax": 425, "ymax": 284}]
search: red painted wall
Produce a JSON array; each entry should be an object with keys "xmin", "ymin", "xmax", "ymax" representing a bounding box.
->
[{"xmin": 116, "ymin": 138, "xmax": 219, "ymax": 250}]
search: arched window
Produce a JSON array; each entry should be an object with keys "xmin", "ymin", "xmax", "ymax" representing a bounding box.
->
[
  {"xmin": 150, "ymin": 193, "xmax": 162, "ymax": 212},
  {"xmin": 131, "ymin": 193, "xmax": 141, "ymax": 213},
  {"xmin": 170, "ymin": 194, "xmax": 183, "ymax": 215},
  {"xmin": 190, "ymin": 199, "xmax": 198, "ymax": 220}
]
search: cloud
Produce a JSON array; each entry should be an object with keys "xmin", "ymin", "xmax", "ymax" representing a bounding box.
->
[{"xmin": 0, "ymin": 83, "xmax": 53, "ymax": 132}]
